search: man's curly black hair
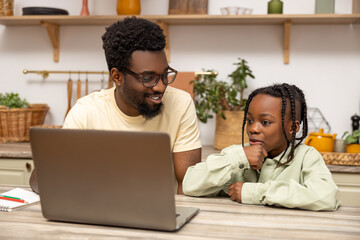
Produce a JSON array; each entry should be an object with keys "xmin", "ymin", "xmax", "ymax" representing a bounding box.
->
[{"xmin": 102, "ymin": 16, "xmax": 166, "ymax": 71}]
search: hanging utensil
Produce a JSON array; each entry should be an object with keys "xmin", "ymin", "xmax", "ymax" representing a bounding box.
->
[
  {"xmin": 65, "ymin": 74, "xmax": 73, "ymax": 119},
  {"xmin": 108, "ymin": 72, "xmax": 113, "ymax": 88},
  {"xmin": 85, "ymin": 71, "xmax": 89, "ymax": 95},
  {"xmin": 100, "ymin": 72, "xmax": 105, "ymax": 89},
  {"xmin": 76, "ymin": 72, "xmax": 81, "ymax": 100}
]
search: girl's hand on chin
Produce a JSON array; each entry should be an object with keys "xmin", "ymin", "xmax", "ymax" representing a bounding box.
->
[{"xmin": 243, "ymin": 145, "xmax": 268, "ymax": 170}]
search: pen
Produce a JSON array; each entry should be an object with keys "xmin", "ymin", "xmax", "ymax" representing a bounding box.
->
[{"xmin": 0, "ymin": 195, "xmax": 27, "ymax": 203}]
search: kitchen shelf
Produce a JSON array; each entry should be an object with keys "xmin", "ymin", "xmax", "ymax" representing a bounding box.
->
[{"xmin": 0, "ymin": 14, "xmax": 359, "ymax": 63}]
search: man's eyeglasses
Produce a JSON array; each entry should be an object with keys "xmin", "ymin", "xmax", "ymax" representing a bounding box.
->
[{"xmin": 119, "ymin": 67, "xmax": 178, "ymax": 88}]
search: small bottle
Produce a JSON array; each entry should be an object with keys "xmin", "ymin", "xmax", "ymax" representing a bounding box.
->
[
  {"xmin": 351, "ymin": 114, "xmax": 360, "ymax": 132},
  {"xmin": 268, "ymin": 0, "xmax": 283, "ymax": 14},
  {"xmin": 80, "ymin": 0, "xmax": 90, "ymax": 16}
]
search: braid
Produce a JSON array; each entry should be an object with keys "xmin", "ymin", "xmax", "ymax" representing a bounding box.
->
[
  {"xmin": 282, "ymin": 84, "xmax": 297, "ymax": 165},
  {"xmin": 274, "ymin": 85, "xmax": 289, "ymax": 164},
  {"xmin": 294, "ymin": 85, "xmax": 308, "ymax": 145},
  {"xmin": 274, "ymin": 85, "xmax": 289, "ymax": 141},
  {"xmin": 243, "ymin": 83, "xmax": 308, "ymax": 167}
]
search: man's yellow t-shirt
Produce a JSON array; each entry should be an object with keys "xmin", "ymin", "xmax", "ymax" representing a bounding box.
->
[
  {"xmin": 63, "ymin": 86, "xmax": 201, "ymax": 152},
  {"xmin": 63, "ymin": 86, "xmax": 202, "ymax": 191}
]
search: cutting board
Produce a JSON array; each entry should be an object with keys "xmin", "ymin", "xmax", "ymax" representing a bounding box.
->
[
  {"xmin": 169, "ymin": 72, "xmax": 195, "ymax": 99},
  {"xmin": 168, "ymin": 0, "xmax": 208, "ymax": 14}
]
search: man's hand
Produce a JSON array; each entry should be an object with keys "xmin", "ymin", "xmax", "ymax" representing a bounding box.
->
[
  {"xmin": 228, "ymin": 182, "xmax": 244, "ymax": 203},
  {"xmin": 243, "ymin": 145, "xmax": 268, "ymax": 170}
]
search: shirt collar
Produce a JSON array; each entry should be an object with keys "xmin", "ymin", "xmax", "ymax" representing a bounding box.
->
[{"xmin": 269, "ymin": 146, "xmax": 292, "ymax": 166}]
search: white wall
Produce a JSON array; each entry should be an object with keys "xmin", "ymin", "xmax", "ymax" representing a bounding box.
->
[{"xmin": 0, "ymin": 0, "xmax": 359, "ymax": 145}]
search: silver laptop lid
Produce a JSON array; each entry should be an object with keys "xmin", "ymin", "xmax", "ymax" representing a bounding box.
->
[{"xmin": 30, "ymin": 128, "xmax": 178, "ymax": 231}]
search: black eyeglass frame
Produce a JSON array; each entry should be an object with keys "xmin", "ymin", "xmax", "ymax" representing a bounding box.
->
[{"xmin": 118, "ymin": 67, "xmax": 178, "ymax": 88}]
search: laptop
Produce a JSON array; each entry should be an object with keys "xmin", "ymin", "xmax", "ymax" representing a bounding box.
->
[{"xmin": 29, "ymin": 128, "xmax": 199, "ymax": 231}]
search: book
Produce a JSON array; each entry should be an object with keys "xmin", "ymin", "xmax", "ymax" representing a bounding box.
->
[{"xmin": 0, "ymin": 188, "xmax": 40, "ymax": 212}]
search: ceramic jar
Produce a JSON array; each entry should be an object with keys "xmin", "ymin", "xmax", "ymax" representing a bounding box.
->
[
  {"xmin": 117, "ymin": 0, "xmax": 141, "ymax": 15},
  {"xmin": 334, "ymin": 139, "xmax": 346, "ymax": 153},
  {"xmin": 346, "ymin": 144, "xmax": 360, "ymax": 153},
  {"xmin": 305, "ymin": 128, "xmax": 337, "ymax": 152},
  {"xmin": 315, "ymin": 0, "xmax": 335, "ymax": 14},
  {"xmin": 268, "ymin": 0, "xmax": 283, "ymax": 14}
]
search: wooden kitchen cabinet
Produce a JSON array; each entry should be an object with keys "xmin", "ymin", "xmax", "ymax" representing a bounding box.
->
[
  {"xmin": 0, "ymin": 158, "xmax": 33, "ymax": 185},
  {"xmin": 0, "ymin": 143, "xmax": 33, "ymax": 186},
  {"xmin": 332, "ymin": 172, "xmax": 360, "ymax": 206}
]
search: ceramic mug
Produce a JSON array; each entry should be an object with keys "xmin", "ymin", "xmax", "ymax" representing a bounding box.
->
[{"xmin": 334, "ymin": 139, "xmax": 346, "ymax": 153}]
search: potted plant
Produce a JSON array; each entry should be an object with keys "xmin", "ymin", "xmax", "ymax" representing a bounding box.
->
[
  {"xmin": 0, "ymin": 92, "xmax": 49, "ymax": 142},
  {"xmin": 342, "ymin": 130, "xmax": 360, "ymax": 153},
  {"xmin": 192, "ymin": 58, "xmax": 255, "ymax": 149},
  {"xmin": 0, "ymin": 92, "xmax": 29, "ymax": 109}
]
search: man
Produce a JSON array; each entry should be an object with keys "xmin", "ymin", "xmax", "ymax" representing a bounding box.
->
[{"xmin": 30, "ymin": 17, "xmax": 202, "ymax": 194}]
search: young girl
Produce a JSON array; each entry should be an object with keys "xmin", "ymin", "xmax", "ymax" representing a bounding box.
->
[{"xmin": 183, "ymin": 83, "xmax": 340, "ymax": 211}]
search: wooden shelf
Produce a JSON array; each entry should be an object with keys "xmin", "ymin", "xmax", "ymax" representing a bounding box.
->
[
  {"xmin": 0, "ymin": 14, "xmax": 359, "ymax": 63},
  {"xmin": 0, "ymin": 14, "xmax": 359, "ymax": 26}
]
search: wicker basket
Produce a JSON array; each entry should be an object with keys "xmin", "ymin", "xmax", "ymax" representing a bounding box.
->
[
  {"xmin": 0, "ymin": 104, "xmax": 49, "ymax": 143},
  {"xmin": 321, "ymin": 152, "xmax": 360, "ymax": 166},
  {"xmin": 28, "ymin": 104, "xmax": 49, "ymax": 126}
]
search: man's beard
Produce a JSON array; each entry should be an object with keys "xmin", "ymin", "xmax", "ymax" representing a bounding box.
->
[
  {"xmin": 121, "ymin": 81, "xmax": 163, "ymax": 120},
  {"xmin": 138, "ymin": 102, "xmax": 163, "ymax": 120}
]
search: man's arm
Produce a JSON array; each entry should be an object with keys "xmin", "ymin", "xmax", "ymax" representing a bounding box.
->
[{"xmin": 173, "ymin": 148, "xmax": 201, "ymax": 195}]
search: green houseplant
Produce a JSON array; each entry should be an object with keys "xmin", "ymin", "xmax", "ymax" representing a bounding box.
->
[
  {"xmin": 342, "ymin": 130, "xmax": 360, "ymax": 153},
  {"xmin": 0, "ymin": 92, "xmax": 29, "ymax": 109},
  {"xmin": 192, "ymin": 58, "xmax": 255, "ymax": 149},
  {"xmin": 193, "ymin": 58, "xmax": 255, "ymax": 123}
]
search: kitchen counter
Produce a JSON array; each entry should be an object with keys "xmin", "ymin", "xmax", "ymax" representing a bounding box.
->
[
  {"xmin": 0, "ymin": 142, "xmax": 359, "ymax": 206},
  {"xmin": 0, "ymin": 142, "xmax": 359, "ymax": 173},
  {"xmin": 0, "ymin": 184, "xmax": 359, "ymax": 239},
  {"xmin": 0, "ymin": 142, "xmax": 32, "ymax": 159}
]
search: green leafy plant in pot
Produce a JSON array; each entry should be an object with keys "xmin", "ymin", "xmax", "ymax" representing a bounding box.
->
[
  {"xmin": 342, "ymin": 130, "xmax": 360, "ymax": 153},
  {"xmin": 192, "ymin": 58, "xmax": 255, "ymax": 149},
  {"xmin": 0, "ymin": 92, "xmax": 49, "ymax": 142}
]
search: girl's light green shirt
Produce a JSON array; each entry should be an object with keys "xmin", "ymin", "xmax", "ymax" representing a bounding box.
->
[{"xmin": 183, "ymin": 144, "xmax": 340, "ymax": 211}]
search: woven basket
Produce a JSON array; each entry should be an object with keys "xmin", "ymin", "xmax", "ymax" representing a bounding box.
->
[
  {"xmin": 321, "ymin": 152, "xmax": 360, "ymax": 166},
  {"xmin": 28, "ymin": 104, "xmax": 49, "ymax": 126},
  {"xmin": 213, "ymin": 110, "xmax": 249, "ymax": 150},
  {"xmin": 0, "ymin": 104, "xmax": 49, "ymax": 143}
]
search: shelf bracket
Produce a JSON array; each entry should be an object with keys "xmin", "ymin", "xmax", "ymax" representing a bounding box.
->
[
  {"xmin": 283, "ymin": 20, "xmax": 291, "ymax": 64},
  {"xmin": 41, "ymin": 21, "xmax": 60, "ymax": 63},
  {"xmin": 157, "ymin": 21, "xmax": 170, "ymax": 62}
]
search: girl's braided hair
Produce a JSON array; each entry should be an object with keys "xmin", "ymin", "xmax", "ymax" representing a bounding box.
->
[{"xmin": 241, "ymin": 83, "xmax": 308, "ymax": 166}]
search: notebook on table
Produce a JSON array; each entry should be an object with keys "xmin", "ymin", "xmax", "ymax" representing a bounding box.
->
[
  {"xmin": 29, "ymin": 128, "xmax": 199, "ymax": 231},
  {"xmin": 0, "ymin": 188, "xmax": 40, "ymax": 212}
]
